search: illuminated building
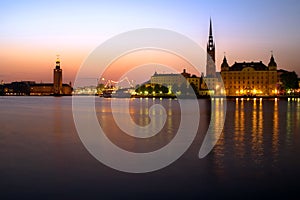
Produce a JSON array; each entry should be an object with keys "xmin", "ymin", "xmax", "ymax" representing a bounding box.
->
[
  {"xmin": 181, "ymin": 69, "xmax": 201, "ymax": 92},
  {"xmin": 0, "ymin": 57, "xmax": 72, "ymax": 96},
  {"xmin": 150, "ymin": 71, "xmax": 186, "ymax": 89},
  {"xmin": 220, "ymin": 54, "xmax": 278, "ymax": 96},
  {"xmin": 149, "ymin": 69, "xmax": 201, "ymax": 94}
]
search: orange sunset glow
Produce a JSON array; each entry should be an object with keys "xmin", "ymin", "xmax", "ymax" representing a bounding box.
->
[
  {"xmin": 100, "ymin": 49, "xmax": 203, "ymax": 84},
  {"xmin": 1, "ymin": 1, "xmax": 300, "ymax": 85}
]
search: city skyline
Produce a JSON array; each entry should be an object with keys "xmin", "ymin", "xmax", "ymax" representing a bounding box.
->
[{"xmin": 1, "ymin": 0, "xmax": 300, "ymax": 83}]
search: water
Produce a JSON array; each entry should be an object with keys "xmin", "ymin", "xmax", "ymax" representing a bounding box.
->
[{"xmin": 0, "ymin": 97, "xmax": 300, "ymax": 199}]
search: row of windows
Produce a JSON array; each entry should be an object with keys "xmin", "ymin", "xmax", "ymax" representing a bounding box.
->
[
  {"xmin": 188, "ymin": 79, "xmax": 199, "ymax": 83},
  {"xmin": 151, "ymin": 78, "xmax": 182, "ymax": 83},
  {"xmin": 225, "ymin": 80, "xmax": 277, "ymax": 84},
  {"xmin": 223, "ymin": 76, "xmax": 276, "ymax": 80},
  {"xmin": 226, "ymin": 86, "xmax": 273, "ymax": 89},
  {"xmin": 222, "ymin": 72, "xmax": 276, "ymax": 76},
  {"xmin": 222, "ymin": 71, "xmax": 275, "ymax": 74}
]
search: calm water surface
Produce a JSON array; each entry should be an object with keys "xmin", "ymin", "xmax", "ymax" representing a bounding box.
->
[{"xmin": 0, "ymin": 96, "xmax": 300, "ymax": 199}]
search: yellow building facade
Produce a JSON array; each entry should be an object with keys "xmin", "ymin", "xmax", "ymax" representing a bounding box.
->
[{"xmin": 220, "ymin": 55, "xmax": 278, "ymax": 96}]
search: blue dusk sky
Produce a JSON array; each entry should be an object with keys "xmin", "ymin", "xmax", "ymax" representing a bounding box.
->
[{"xmin": 0, "ymin": 0, "xmax": 299, "ymax": 83}]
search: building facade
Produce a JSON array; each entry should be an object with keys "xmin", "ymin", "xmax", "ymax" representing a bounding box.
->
[
  {"xmin": 149, "ymin": 69, "xmax": 202, "ymax": 95},
  {"xmin": 0, "ymin": 58, "xmax": 72, "ymax": 96},
  {"xmin": 150, "ymin": 71, "xmax": 186, "ymax": 89},
  {"xmin": 220, "ymin": 54, "xmax": 278, "ymax": 96}
]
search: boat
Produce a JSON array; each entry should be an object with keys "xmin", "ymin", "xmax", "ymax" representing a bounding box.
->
[{"xmin": 111, "ymin": 88, "xmax": 133, "ymax": 98}]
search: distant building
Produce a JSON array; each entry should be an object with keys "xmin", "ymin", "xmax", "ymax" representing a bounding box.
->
[
  {"xmin": 220, "ymin": 54, "xmax": 278, "ymax": 96},
  {"xmin": 0, "ymin": 81, "xmax": 31, "ymax": 96},
  {"xmin": 0, "ymin": 57, "xmax": 72, "ymax": 96},
  {"xmin": 150, "ymin": 71, "xmax": 186, "ymax": 90},
  {"xmin": 149, "ymin": 69, "xmax": 203, "ymax": 96}
]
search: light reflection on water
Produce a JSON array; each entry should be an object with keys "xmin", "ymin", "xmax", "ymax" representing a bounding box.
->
[
  {"xmin": 272, "ymin": 99, "xmax": 279, "ymax": 163},
  {"xmin": 1, "ymin": 96, "xmax": 300, "ymax": 198},
  {"xmin": 211, "ymin": 98, "xmax": 300, "ymax": 178}
]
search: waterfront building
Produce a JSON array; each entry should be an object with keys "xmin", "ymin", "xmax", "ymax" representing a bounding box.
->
[
  {"xmin": 181, "ymin": 69, "xmax": 201, "ymax": 92},
  {"xmin": 0, "ymin": 58, "xmax": 72, "ymax": 96},
  {"xmin": 220, "ymin": 54, "xmax": 278, "ymax": 96},
  {"xmin": 150, "ymin": 71, "xmax": 186, "ymax": 90},
  {"xmin": 149, "ymin": 69, "xmax": 202, "ymax": 95},
  {"xmin": 187, "ymin": 75, "xmax": 201, "ymax": 92}
]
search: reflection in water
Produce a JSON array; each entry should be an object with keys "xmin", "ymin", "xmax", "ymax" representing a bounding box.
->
[
  {"xmin": 2, "ymin": 97, "xmax": 300, "ymax": 198},
  {"xmin": 54, "ymin": 99, "xmax": 63, "ymax": 135},
  {"xmin": 96, "ymin": 97, "xmax": 300, "ymax": 171},
  {"xmin": 138, "ymin": 98, "xmax": 150, "ymax": 126},
  {"xmin": 251, "ymin": 98, "xmax": 264, "ymax": 164},
  {"xmin": 97, "ymin": 98, "xmax": 180, "ymax": 153},
  {"xmin": 286, "ymin": 99, "xmax": 293, "ymax": 145},
  {"xmin": 212, "ymin": 98, "xmax": 226, "ymax": 174},
  {"xmin": 236, "ymin": 98, "xmax": 245, "ymax": 159},
  {"xmin": 96, "ymin": 98, "xmax": 300, "ymax": 167},
  {"xmin": 297, "ymin": 99, "xmax": 300, "ymax": 131},
  {"xmin": 212, "ymin": 98, "xmax": 288, "ymax": 171},
  {"xmin": 272, "ymin": 99, "xmax": 279, "ymax": 162},
  {"xmin": 167, "ymin": 99, "xmax": 173, "ymax": 135}
]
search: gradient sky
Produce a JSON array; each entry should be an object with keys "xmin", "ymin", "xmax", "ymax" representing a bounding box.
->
[{"xmin": 1, "ymin": 0, "xmax": 300, "ymax": 84}]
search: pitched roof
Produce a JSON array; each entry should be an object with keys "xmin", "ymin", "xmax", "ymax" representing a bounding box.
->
[
  {"xmin": 230, "ymin": 61, "xmax": 268, "ymax": 71},
  {"xmin": 152, "ymin": 73, "xmax": 181, "ymax": 77}
]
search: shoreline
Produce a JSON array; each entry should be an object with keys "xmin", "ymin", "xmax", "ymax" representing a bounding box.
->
[{"xmin": 1, "ymin": 94, "xmax": 299, "ymax": 100}]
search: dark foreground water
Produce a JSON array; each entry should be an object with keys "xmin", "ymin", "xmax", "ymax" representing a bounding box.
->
[{"xmin": 0, "ymin": 96, "xmax": 300, "ymax": 199}]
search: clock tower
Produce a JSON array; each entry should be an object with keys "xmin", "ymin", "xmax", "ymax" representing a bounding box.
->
[{"xmin": 53, "ymin": 56, "xmax": 62, "ymax": 95}]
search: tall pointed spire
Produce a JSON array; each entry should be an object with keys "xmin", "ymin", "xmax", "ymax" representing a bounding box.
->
[
  {"xmin": 206, "ymin": 18, "xmax": 216, "ymax": 77},
  {"xmin": 207, "ymin": 17, "xmax": 215, "ymax": 52},
  {"xmin": 209, "ymin": 17, "xmax": 213, "ymax": 36}
]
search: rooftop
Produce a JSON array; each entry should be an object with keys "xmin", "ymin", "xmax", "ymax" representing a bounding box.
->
[{"xmin": 230, "ymin": 61, "xmax": 268, "ymax": 71}]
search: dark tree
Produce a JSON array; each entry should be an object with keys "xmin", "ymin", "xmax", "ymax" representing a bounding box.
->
[
  {"xmin": 280, "ymin": 71, "xmax": 299, "ymax": 90},
  {"xmin": 160, "ymin": 85, "xmax": 169, "ymax": 94},
  {"xmin": 146, "ymin": 86, "xmax": 153, "ymax": 94},
  {"xmin": 154, "ymin": 84, "xmax": 160, "ymax": 93},
  {"xmin": 135, "ymin": 84, "xmax": 146, "ymax": 93}
]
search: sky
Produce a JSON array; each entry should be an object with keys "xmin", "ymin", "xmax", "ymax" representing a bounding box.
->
[{"xmin": 1, "ymin": 0, "xmax": 300, "ymax": 85}]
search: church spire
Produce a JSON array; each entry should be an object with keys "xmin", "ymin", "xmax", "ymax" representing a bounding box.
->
[
  {"xmin": 207, "ymin": 18, "xmax": 215, "ymax": 53},
  {"xmin": 209, "ymin": 17, "xmax": 213, "ymax": 36},
  {"xmin": 206, "ymin": 18, "xmax": 216, "ymax": 77}
]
